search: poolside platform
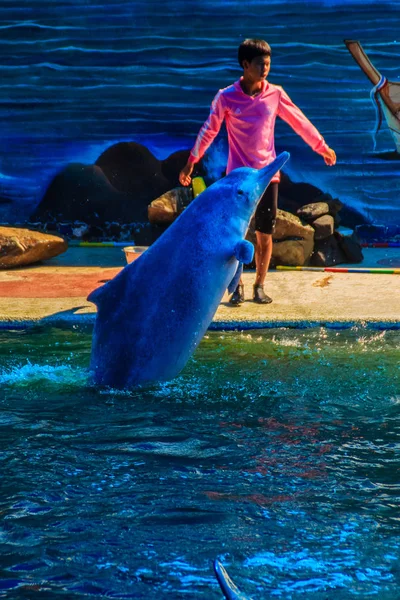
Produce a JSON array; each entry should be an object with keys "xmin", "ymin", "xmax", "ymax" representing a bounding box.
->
[{"xmin": 0, "ymin": 246, "xmax": 399, "ymax": 329}]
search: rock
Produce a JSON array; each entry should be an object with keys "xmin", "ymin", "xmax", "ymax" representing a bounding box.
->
[
  {"xmin": 161, "ymin": 150, "xmax": 206, "ymax": 185},
  {"xmin": 148, "ymin": 187, "xmax": 193, "ymax": 224},
  {"xmin": 274, "ymin": 209, "xmax": 315, "ymax": 243},
  {"xmin": 311, "ymin": 214, "xmax": 335, "ymax": 240},
  {"xmin": 30, "ymin": 143, "xmax": 207, "ymax": 231},
  {"xmin": 276, "ymin": 192, "xmax": 303, "ymax": 215},
  {"xmin": 334, "ymin": 231, "xmax": 363, "ymax": 263},
  {"xmin": 325, "ymin": 195, "xmax": 343, "ymax": 216},
  {"xmin": 297, "ymin": 202, "xmax": 330, "ymax": 221},
  {"xmin": 31, "ymin": 163, "xmax": 130, "ymax": 225},
  {"xmin": 95, "ymin": 141, "xmax": 168, "ymax": 198},
  {"xmin": 28, "ymin": 141, "xmax": 369, "ymax": 245},
  {"xmin": 333, "ymin": 212, "xmax": 341, "ymax": 228},
  {"xmin": 278, "ymin": 171, "xmax": 368, "ymax": 228},
  {"xmin": 271, "ymin": 238, "xmax": 315, "ymax": 267},
  {"xmin": 161, "ymin": 150, "xmax": 191, "ymax": 184},
  {"xmin": 273, "ymin": 211, "xmax": 314, "ymax": 265},
  {"xmin": 28, "ymin": 219, "xmax": 161, "ymax": 247},
  {"xmin": 310, "ymin": 234, "xmax": 347, "ymax": 267},
  {"xmin": 279, "ymin": 171, "xmax": 323, "ymax": 207},
  {"xmin": 338, "ymin": 203, "xmax": 369, "ymax": 229},
  {"xmin": 246, "ymin": 209, "xmax": 314, "ymax": 267},
  {"xmin": 0, "ymin": 226, "xmax": 67, "ymax": 268}
]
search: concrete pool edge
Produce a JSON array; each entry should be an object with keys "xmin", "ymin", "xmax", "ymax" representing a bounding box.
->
[
  {"xmin": 1, "ymin": 315, "xmax": 400, "ymax": 331},
  {"xmin": 1, "ymin": 260, "xmax": 399, "ymax": 329}
]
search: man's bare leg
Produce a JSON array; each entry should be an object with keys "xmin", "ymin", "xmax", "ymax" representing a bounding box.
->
[
  {"xmin": 253, "ymin": 231, "xmax": 273, "ymax": 303},
  {"xmin": 255, "ymin": 231, "xmax": 272, "ymax": 285}
]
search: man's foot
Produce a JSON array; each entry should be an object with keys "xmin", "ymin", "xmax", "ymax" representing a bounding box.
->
[
  {"xmin": 253, "ymin": 284, "xmax": 272, "ymax": 304},
  {"xmin": 229, "ymin": 284, "xmax": 245, "ymax": 306}
]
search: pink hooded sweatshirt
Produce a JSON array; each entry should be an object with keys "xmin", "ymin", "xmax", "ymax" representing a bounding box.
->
[{"xmin": 188, "ymin": 78, "xmax": 329, "ymax": 182}]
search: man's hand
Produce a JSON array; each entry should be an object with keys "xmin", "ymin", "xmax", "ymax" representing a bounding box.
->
[
  {"xmin": 179, "ymin": 162, "xmax": 194, "ymax": 186},
  {"xmin": 322, "ymin": 147, "xmax": 336, "ymax": 166}
]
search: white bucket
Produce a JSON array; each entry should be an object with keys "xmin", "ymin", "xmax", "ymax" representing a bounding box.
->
[{"xmin": 123, "ymin": 246, "xmax": 148, "ymax": 264}]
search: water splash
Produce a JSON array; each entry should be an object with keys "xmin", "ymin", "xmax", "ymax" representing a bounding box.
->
[{"xmin": 0, "ymin": 360, "xmax": 88, "ymax": 387}]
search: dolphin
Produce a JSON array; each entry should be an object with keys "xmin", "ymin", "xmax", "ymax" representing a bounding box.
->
[
  {"xmin": 88, "ymin": 152, "xmax": 290, "ymax": 388},
  {"xmin": 213, "ymin": 560, "xmax": 252, "ymax": 600}
]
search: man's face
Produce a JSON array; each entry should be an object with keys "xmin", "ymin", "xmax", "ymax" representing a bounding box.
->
[{"xmin": 243, "ymin": 55, "xmax": 271, "ymax": 81}]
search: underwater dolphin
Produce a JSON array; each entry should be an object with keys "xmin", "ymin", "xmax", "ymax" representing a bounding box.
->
[
  {"xmin": 213, "ymin": 560, "xmax": 252, "ymax": 600},
  {"xmin": 88, "ymin": 152, "xmax": 289, "ymax": 388}
]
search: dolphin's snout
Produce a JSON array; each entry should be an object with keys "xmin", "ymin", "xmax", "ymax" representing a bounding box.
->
[
  {"xmin": 274, "ymin": 150, "xmax": 290, "ymax": 171},
  {"xmin": 259, "ymin": 151, "xmax": 290, "ymax": 186},
  {"xmin": 251, "ymin": 151, "xmax": 290, "ymax": 202}
]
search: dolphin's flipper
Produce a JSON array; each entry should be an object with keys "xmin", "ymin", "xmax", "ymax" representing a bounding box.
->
[
  {"xmin": 227, "ymin": 262, "xmax": 243, "ymax": 294},
  {"xmin": 234, "ymin": 240, "xmax": 254, "ymax": 264},
  {"xmin": 213, "ymin": 560, "xmax": 252, "ymax": 600}
]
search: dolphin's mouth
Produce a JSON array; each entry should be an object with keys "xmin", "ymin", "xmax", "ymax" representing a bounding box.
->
[{"xmin": 256, "ymin": 151, "xmax": 290, "ymax": 199}]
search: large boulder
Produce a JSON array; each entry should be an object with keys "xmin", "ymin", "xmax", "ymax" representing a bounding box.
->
[
  {"xmin": 271, "ymin": 238, "xmax": 315, "ymax": 267},
  {"xmin": 148, "ymin": 187, "xmax": 193, "ymax": 224},
  {"xmin": 273, "ymin": 209, "xmax": 315, "ymax": 243},
  {"xmin": 310, "ymin": 235, "xmax": 347, "ymax": 267},
  {"xmin": 160, "ymin": 149, "xmax": 207, "ymax": 186},
  {"xmin": 279, "ymin": 172, "xmax": 322, "ymax": 210},
  {"xmin": 27, "ymin": 141, "xmax": 368, "ymax": 247},
  {"xmin": 31, "ymin": 164, "xmax": 129, "ymax": 225},
  {"xmin": 279, "ymin": 172, "xmax": 367, "ymax": 228},
  {"xmin": 297, "ymin": 201, "xmax": 330, "ymax": 222},
  {"xmin": 246, "ymin": 209, "xmax": 314, "ymax": 267},
  {"xmin": 30, "ymin": 143, "xmax": 206, "ymax": 231},
  {"xmin": 311, "ymin": 214, "xmax": 335, "ymax": 240},
  {"xmin": 0, "ymin": 226, "xmax": 67, "ymax": 268},
  {"xmin": 335, "ymin": 231, "xmax": 363, "ymax": 263},
  {"xmin": 271, "ymin": 210, "xmax": 314, "ymax": 266},
  {"xmin": 95, "ymin": 141, "xmax": 169, "ymax": 198},
  {"xmin": 325, "ymin": 195, "xmax": 343, "ymax": 216}
]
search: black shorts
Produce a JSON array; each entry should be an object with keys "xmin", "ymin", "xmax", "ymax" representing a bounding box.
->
[{"xmin": 254, "ymin": 182, "xmax": 278, "ymax": 234}]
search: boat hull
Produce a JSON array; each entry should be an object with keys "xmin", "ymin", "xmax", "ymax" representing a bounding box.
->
[{"xmin": 345, "ymin": 39, "xmax": 400, "ymax": 153}]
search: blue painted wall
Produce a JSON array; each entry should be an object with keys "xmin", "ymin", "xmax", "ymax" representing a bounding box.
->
[{"xmin": 1, "ymin": 0, "xmax": 399, "ymax": 225}]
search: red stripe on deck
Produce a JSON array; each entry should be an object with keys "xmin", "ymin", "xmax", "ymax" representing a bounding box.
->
[
  {"xmin": 325, "ymin": 268, "xmax": 349, "ymax": 273},
  {"xmin": 0, "ymin": 269, "xmax": 122, "ymax": 298}
]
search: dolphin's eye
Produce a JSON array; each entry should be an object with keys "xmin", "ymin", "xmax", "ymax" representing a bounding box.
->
[{"xmin": 237, "ymin": 189, "xmax": 244, "ymax": 196}]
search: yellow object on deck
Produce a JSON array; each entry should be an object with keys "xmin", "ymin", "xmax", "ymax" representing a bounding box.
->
[{"xmin": 192, "ymin": 176, "xmax": 207, "ymax": 197}]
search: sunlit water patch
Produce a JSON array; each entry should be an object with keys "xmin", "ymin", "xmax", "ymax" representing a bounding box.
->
[{"xmin": 0, "ymin": 326, "xmax": 399, "ymax": 598}]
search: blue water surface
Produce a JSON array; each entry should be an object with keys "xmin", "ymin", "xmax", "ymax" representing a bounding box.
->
[
  {"xmin": 0, "ymin": 325, "xmax": 400, "ymax": 598},
  {"xmin": 1, "ymin": 0, "xmax": 400, "ymax": 224}
]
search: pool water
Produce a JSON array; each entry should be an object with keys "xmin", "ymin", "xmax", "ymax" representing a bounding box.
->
[{"xmin": 1, "ymin": 327, "xmax": 400, "ymax": 599}]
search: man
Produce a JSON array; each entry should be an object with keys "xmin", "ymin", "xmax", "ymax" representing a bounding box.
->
[{"xmin": 179, "ymin": 38, "xmax": 336, "ymax": 304}]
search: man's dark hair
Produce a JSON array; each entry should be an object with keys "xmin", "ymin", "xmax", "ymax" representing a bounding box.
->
[{"xmin": 238, "ymin": 39, "xmax": 271, "ymax": 67}]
